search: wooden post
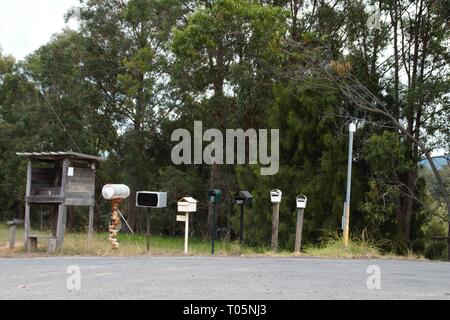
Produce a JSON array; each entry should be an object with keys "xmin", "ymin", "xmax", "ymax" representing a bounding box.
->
[
  {"xmin": 9, "ymin": 225, "xmax": 17, "ymax": 249},
  {"xmin": 52, "ymin": 204, "xmax": 58, "ymax": 236},
  {"xmin": 343, "ymin": 204, "xmax": 350, "ymax": 247},
  {"xmin": 24, "ymin": 160, "xmax": 32, "ymax": 250},
  {"xmin": 184, "ymin": 212, "xmax": 189, "ymax": 254},
  {"xmin": 56, "ymin": 158, "xmax": 69, "ymax": 249},
  {"xmin": 88, "ymin": 162, "xmax": 96, "ymax": 245},
  {"xmin": 271, "ymin": 203, "xmax": 280, "ymax": 252},
  {"xmin": 295, "ymin": 208, "xmax": 305, "ymax": 253},
  {"xmin": 88, "ymin": 206, "xmax": 94, "ymax": 246},
  {"xmin": 56, "ymin": 204, "xmax": 67, "ymax": 247}
]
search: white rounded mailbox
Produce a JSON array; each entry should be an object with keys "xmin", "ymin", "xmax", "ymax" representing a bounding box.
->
[
  {"xmin": 102, "ymin": 184, "xmax": 131, "ymax": 200},
  {"xmin": 270, "ymin": 189, "xmax": 282, "ymax": 204},
  {"xmin": 296, "ymin": 195, "xmax": 308, "ymax": 209}
]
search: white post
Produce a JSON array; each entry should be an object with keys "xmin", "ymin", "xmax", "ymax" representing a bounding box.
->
[{"xmin": 184, "ymin": 212, "xmax": 189, "ymax": 254}]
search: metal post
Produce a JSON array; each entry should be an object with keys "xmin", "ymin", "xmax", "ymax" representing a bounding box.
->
[
  {"xmin": 146, "ymin": 208, "xmax": 151, "ymax": 251},
  {"xmin": 211, "ymin": 201, "xmax": 216, "ymax": 255},
  {"xmin": 240, "ymin": 204, "xmax": 244, "ymax": 246},
  {"xmin": 295, "ymin": 208, "xmax": 305, "ymax": 253},
  {"xmin": 184, "ymin": 212, "xmax": 189, "ymax": 254},
  {"xmin": 343, "ymin": 123, "xmax": 355, "ymax": 247}
]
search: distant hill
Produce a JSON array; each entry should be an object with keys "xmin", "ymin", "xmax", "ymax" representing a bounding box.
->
[{"xmin": 419, "ymin": 157, "xmax": 449, "ymax": 170}]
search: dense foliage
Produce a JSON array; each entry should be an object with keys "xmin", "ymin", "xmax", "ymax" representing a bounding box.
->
[{"xmin": 0, "ymin": 0, "xmax": 448, "ymax": 259}]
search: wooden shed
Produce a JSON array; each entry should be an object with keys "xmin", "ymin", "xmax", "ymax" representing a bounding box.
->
[{"xmin": 16, "ymin": 151, "xmax": 106, "ymax": 251}]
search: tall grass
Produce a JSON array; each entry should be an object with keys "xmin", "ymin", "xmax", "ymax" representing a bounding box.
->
[{"xmin": 0, "ymin": 224, "xmax": 422, "ymax": 259}]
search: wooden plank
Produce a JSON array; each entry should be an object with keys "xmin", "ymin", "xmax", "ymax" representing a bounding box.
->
[
  {"xmin": 60, "ymin": 159, "xmax": 69, "ymax": 198},
  {"xmin": 88, "ymin": 206, "xmax": 94, "ymax": 245},
  {"xmin": 26, "ymin": 195, "xmax": 64, "ymax": 203},
  {"xmin": 65, "ymin": 198, "xmax": 95, "ymax": 207},
  {"xmin": 31, "ymin": 187, "xmax": 61, "ymax": 196},
  {"xmin": 65, "ymin": 182, "xmax": 94, "ymax": 194},
  {"xmin": 67, "ymin": 168, "xmax": 94, "ymax": 178},
  {"xmin": 66, "ymin": 175, "xmax": 95, "ymax": 184}
]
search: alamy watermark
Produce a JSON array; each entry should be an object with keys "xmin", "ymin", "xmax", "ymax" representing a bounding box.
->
[
  {"xmin": 171, "ymin": 121, "xmax": 279, "ymax": 176},
  {"xmin": 366, "ymin": 265, "xmax": 381, "ymax": 290},
  {"xmin": 66, "ymin": 265, "xmax": 81, "ymax": 291}
]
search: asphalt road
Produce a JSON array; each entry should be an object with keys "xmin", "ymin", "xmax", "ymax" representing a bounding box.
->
[{"xmin": 0, "ymin": 256, "xmax": 449, "ymax": 300}]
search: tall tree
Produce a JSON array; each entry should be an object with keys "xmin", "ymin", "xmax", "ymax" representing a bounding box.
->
[{"xmin": 70, "ymin": 0, "xmax": 187, "ymax": 229}]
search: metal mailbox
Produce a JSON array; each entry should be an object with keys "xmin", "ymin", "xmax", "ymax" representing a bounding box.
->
[
  {"xmin": 208, "ymin": 189, "xmax": 222, "ymax": 203},
  {"xmin": 235, "ymin": 190, "xmax": 253, "ymax": 204},
  {"xmin": 136, "ymin": 191, "xmax": 167, "ymax": 208},
  {"xmin": 296, "ymin": 195, "xmax": 308, "ymax": 209},
  {"xmin": 270, "ymin": 189, "xmax": 282, "ymax": 204},
  {"xmin": 102, "ymin": 184, "xmax": 130, "ymax": 200},
  {"xmin": 177, "ymin": 197, "xmax": 198, "ymax": 213}
]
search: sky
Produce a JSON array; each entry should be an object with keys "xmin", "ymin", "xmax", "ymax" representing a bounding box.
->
[{"xmin": 0, "ymin": 0, "xmax": 79, "ymax": 60}]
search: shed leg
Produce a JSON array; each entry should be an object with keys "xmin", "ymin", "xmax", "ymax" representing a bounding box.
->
[
  {"xmin": 24, "ymin": 202, "xmax": 30, "ymax": 250},
  {"xmin": 52, "ymin": 204, "xmax": 58, "ymax": 236},
  {"xmin": 56, "ymin": 204, "xmax": 67, "ymax": 249},
  {"xmin": 88, "ymin": 206, "xmax": 94, "ymax": 245}
]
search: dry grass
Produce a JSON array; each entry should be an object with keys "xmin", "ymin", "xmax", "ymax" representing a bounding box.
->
[
  {"xmin": 303, "ymin": 233, "xmax": 424, "ymax": 260},
  {"xmin": 0, "ymin": 224, "xmax": 423, "ymax": 260}
]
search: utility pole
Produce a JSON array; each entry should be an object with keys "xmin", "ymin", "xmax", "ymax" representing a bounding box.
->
[{"xmin": 343, "ymin": 122, "xmax": 356, "ymax": 247}]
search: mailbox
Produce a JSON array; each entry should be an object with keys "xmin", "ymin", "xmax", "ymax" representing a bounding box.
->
[
  {"xmin": 102, "ymin": 184, "xmax": 130, "ymax": 200},
  {"xmin": 296, "ymin": 195, "xmax": 308, "ymax": 209},
  {"xmin": 136, "ymin": 191, "xmax": 167, "ymax": 208},
  {"xmin": 208, "ymin": 189, "xmax": 222, "ymax": 203},
  {"xmin": 270, "ymin": 189, "xmax": 282, "ymax": 204},
  {"xmin": 235, "ymin": 190, "xmax": 253, "ymax": 204},
  {"xmin": 177, "ymin": 197, "xmax": 198, "ymax": 212}
]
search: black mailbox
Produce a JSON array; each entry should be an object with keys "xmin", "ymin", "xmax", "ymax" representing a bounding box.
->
[{"xmin": 235, "ymin": 190, "xmax": 253, "ymax": 204}]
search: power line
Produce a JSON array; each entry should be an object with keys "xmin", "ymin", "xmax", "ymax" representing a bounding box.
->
[{"xmin": 38, "ymin": 91, "xmax": 82, "ymax": 153}]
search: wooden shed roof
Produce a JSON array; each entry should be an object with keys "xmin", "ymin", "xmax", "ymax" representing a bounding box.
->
[{"xmin": 16, "ymin": 151, "xmax": 106, "ymax": 162}]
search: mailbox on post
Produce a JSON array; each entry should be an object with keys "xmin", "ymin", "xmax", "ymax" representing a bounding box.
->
[
  {"xmin": 295, "ymin": 194, "xmax": 308, "ymax": 254},
  {"xmin": 296, "ymin": 195, "xmax": 307, "ymax": 209},
  {"xmin": 102, "ymin": 184, "xmax": 131, "ymax": 249},
  {"xmin": 270, "ymin": 189, "xmax": 282, "ymax": 204},
  {"xmin": 136, "ymin": 191, "xmax": 168, "ymax": 250},
  {"xmin": 177, "ymin": 197, "xmax": 198, "ymax": 254},
  {"xmin": 235, "ymin": 190, "xmax": 253, "ymax": 204},
  {"xmin": 136, "ymin": 191, "xmax": 167, "ymax": 208},
  {"xmin": 208, "ymin": 189, "xmax": 222, "ymax": 255},
  {"xmin": 177, "ymin": 197, "xmax": 198, "ymax": 212},
  {"xmin": 208, "ymin": 189, "xmax": 222, "ymax": 203},
  {"xmin": 270, "ymin": 189, "xmax": 282, "ymax": 251},
  {"xmin": 234, "ymin": 190, "xmax": 253, "ymax": 246}
]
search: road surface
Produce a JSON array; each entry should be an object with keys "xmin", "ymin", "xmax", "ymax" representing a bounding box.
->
[{"xmin": 0, "ymin": 256, "xmax": 449, "ymax": 300}]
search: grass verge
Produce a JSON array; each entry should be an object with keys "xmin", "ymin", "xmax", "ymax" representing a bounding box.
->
[{"xmin": 0, "ymin": 224, "xmax": 423, "ymax": 260}]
